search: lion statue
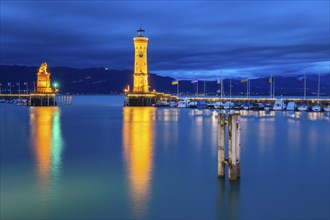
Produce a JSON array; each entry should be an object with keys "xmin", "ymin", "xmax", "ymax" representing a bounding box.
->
[{"xmin": 38, "ymin": 62, "xmax": 48, "ymax": 74}]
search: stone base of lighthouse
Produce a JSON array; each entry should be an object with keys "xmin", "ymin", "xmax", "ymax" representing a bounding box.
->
[{"xmin": 124, "ymin": 92, "xmax": 171, "ymax": 106}]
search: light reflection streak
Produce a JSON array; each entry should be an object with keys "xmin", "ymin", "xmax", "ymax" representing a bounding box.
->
[
  {"xmin": 210, "ymin": 111, "xmax": 219, "ymax": 156},
  {"xmin": 156, "ymin": 108, "xmax": 179, "ymax": 122},
  {"xmin": 29, "ymin": 107, "xmax": 63, "ymax": 211},
  {"xmin": 30, "ymin": 107, "xmax": 63, "ymax": 185},
  {"xmin": 308, "ymin": 112, "xmax": 325, "ymax": 121},
  {"xmin": 190, "ymin": 110, "xmax": 203, "ymax": 151},
  {"xmin": 287, "ymin": 112, "xmax": 300, "ymax": 149},
  {"xmin": 157, "ymin": 109, "xmax": 179, "ymax": 149},
  {"xmin": 123, "ymin": 107, "xmax": 154, "ymax": 218}
]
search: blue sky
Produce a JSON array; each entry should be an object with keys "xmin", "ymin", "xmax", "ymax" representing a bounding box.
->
[{"xmin": 1, "ymin": 1, "xmax": 329, "ymax": 79}]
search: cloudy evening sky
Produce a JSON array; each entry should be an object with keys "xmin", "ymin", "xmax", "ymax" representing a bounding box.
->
[{"xmin": 1, "ymin": 0, "xmax": 329, "ymax": 79}]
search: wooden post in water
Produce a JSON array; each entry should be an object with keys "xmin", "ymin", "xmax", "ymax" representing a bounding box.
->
[
  {"xmin": 228, "ymin": 113, "xmax": 237, "ymax": 181},
  {"xmin": 235, "ymin": 113, "xmax": 241, "ymax": 177},
  {"xmin": 218, "ymin": 112, "xmax": 241, "ymax": 181},
  {"xmin": 218, "ymin": 113, "xmax": 226, "ymax": 177}
]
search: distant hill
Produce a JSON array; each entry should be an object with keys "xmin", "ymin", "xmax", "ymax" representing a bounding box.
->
[{"xmin": 0, "ymin": 65, "xmax": 329, "ymax": 96}]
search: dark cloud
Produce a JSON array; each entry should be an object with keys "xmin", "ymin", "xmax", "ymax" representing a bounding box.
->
[{"xmin": 1, "ymin": 1, "xmax": 329, "ymax": 79}]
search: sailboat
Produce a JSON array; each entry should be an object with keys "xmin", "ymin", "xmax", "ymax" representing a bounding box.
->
[
  {"xmin": 311, "ymin": 72, "xmax": 321, "ymax": 112},
  {"xmin": 297, "ymin": 74, "xmax": 308, "ymax": 111}
]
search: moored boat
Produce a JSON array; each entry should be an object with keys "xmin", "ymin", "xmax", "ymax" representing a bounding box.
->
[
  {"xmin": 264, "ymin": 102, "xmax": 272, "ymax": 111},
  {"xmin": 154, "ymin": 100, "xmax": 169, "ymax": 107},
  {"xmin": 242, "ymin": 103, "xmax": 253, "ymax": 110},
  {"xmin": 311, "ymin": 104, "xmax": 321, "ymax": 112},
  {"xmin": 286, "ymin": 102, "xmax": 297, "ymax": 111},
  {"xmin": 223, "ymin": 101, "xmax": 234, "ymax": 109},
  {"xmin": 297, "ymin": 102, "xmax": 308, "ymax": 111},
  {"xmin": 187, "ymin": 101, "xmax": 197, "ymax": 108},
  {"xmin": 16, "ymin": 99, "xmax": 27, "ymax": 106},
  {"xmin": 233, "ymin": 102, "xmax": 242, "ymax": 110},
  {"xmin": 169, "ymin": 101, "xmax": 178, "ymax": 108},
  {"xmin": 273, "ymin": 99, "xmax": 285, "ymax": 111},
  {"xmin": 252, "ymin": 103, "xmax": 264, "ymax": 111},
  {"xmin": 177, "ymin": 99, "xmax": 190, "ymax": 108},
  {"xmin": 206, "ymin": 102, "xmax": 215, "ymax": 109},
  {"xmin": 214, "ymin": 102, "xmax": 223, "ymax": 109},
  {"xmin": 196, "ymin": 101, "xmax": 207, "ymax": 109},
  {"xmin": 323, "ymin": 103, "xmax": 330, "ymax": 112}
]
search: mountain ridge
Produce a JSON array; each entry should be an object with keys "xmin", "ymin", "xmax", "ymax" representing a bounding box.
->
[{"xmin": 1, "ymin": 65, "xmax": 329, "ymax": 96}]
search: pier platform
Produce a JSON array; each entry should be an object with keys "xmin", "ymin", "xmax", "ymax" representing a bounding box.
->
[{"xmin": 124, "ymin": 92, "xmax": 172, "ymax": 106}]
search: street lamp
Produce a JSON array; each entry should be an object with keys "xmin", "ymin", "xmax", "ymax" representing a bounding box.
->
[{"xmin": 53, "ymin": 82, "xmax": 59, "ymax": 93}]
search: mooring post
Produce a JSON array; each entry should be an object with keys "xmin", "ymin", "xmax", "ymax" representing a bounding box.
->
[
  {"xmin": 218, "ymin": 113, "xmax": 226, "ymax": 177},
  {"xmin": 235, "ymin": 113, "xmax": 241, "ymax": 177},
  {"xmin": 217, "ymin": 112, "xmax": 241, "ymax": 181},
  {"xmin": 228, "ymin": 113, "xmax": 237, "ymax": 181}
]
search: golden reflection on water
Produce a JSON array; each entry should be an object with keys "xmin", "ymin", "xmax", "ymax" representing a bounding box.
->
[
  {"xmin": 123, "ymin": 107, "xmax": 155, "ymax": 218},
  {"xmin": 29, "ymin": 107, "xmax": 63, "ymax": 187}
]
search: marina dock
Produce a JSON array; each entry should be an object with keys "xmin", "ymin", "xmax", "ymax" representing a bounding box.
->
[
  {"xmin": 0, "ymin": 94, "xmax": 72, "ymax": 106},
  {"xmin": 178, "ymin": 97, "xmax": 330, "ymax": 105}
]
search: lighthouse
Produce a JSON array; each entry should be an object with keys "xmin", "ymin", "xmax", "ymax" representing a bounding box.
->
[
  {"xmin": 133, "ymin": 28, "xmax": 149, "ymax": 93},
  {"xmin": 125, "ymin": 29, "xmax": 170, "ymax": 106}
]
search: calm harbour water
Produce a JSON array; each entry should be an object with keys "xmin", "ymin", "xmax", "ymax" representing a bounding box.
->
[{"xmin": 1, "ymin": 95, "xmax": 329, "ymax": 219}]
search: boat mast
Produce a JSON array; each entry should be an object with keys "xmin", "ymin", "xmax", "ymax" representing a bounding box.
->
[
  {"xmin": 196, "ymin": 80, "xmax": 199, "ymax": 97},
  {"xmin": 304, "ymin": 73, "xmax": 306, "ymax": 100},
  {"xmin": 317, "ymin": 71, "xmax": 320, "ymax": 101},
  {"xmin": 270, "ymin": 74, "xmax": 273, "ymax": 98},
  {"xmin": 246, "ymin": 79, "xmax": 248, "ymax": 99},
  {"xmin": 273, "ymin": 76, "xmax": 276, "ymax": 98},
  {"xmin": 204, "ymin": 80, "xmax": 206, "ymax": 97},
  {"xmin": 249, "ymin": 79, "xmax": 251, "ymax": 99},
  {"xmin": 221, "ymin": 79, "xmax": 223, "ymax": 99},
  {"xmin": 219, "ymin": 69, "xmax": 222, "ymax": 99},
  {"xmin": 230, "ymin": 77, "xmax": 232, "ymax": 102}
]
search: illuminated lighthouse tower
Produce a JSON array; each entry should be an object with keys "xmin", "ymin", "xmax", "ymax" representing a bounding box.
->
[
  {"xmin": 133, "ymin": 28, "xmax": 149, "ymax": 93},
  {"xmin": 125, "ymin": 29, "xmax": 170, "ymax": 106}
]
